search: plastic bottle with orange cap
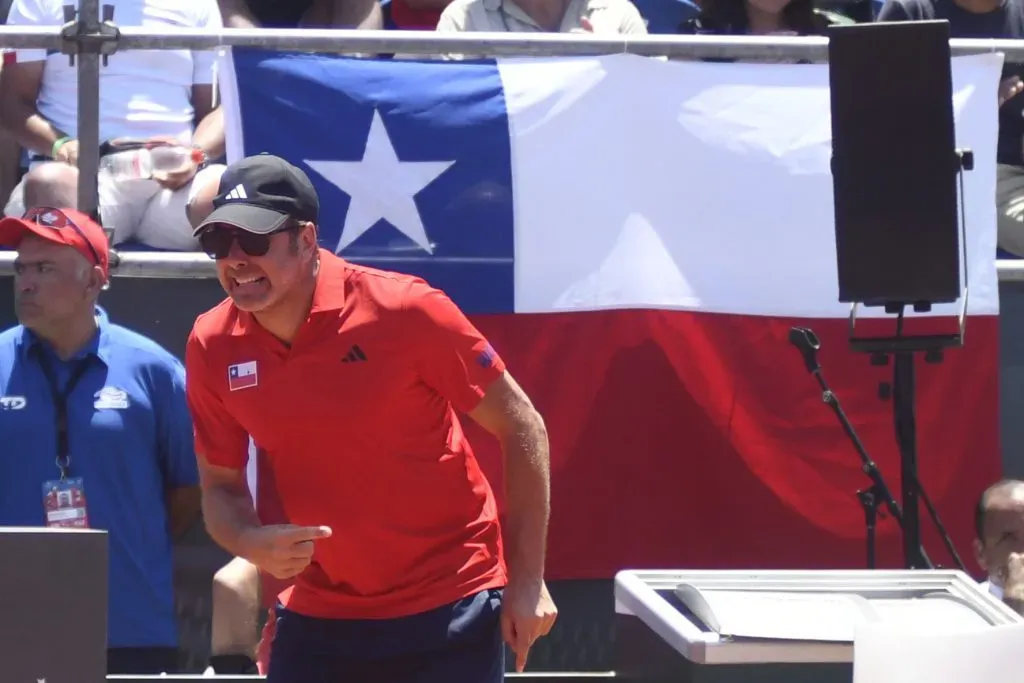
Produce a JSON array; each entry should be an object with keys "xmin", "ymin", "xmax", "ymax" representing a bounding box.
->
[{"xmin": 99, "ymin": 145, "xmax": 207, "ymax": 181}]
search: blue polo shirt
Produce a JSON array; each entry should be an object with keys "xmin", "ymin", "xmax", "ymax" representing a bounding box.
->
[{"xmin": 0, "ymin": 308, "xmax": 198, "ymax": 649}]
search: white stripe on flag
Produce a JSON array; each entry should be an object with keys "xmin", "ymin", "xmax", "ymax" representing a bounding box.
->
[{"xmin": 498, "ymin": 53, "xmax": 1002, "ymax": 319}]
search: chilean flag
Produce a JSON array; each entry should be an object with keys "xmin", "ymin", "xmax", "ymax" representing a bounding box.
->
[
  {"xmin": 221, "ymin": 48, "xmax": 1002, "ymax": 578},
  {"xmin": 227, "ymin": 360, "xmax": 258, "ymax": 392}
]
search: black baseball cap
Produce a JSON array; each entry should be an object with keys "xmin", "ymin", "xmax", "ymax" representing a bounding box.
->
[{"xmin": 193, "ymin": 154, "xmax": 320, "ymax": 236}]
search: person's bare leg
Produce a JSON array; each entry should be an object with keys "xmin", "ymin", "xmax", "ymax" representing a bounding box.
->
[
  {"xmin": 22, "ymin": 162, "xmax": 79, "ymax": 209},
  {"xmin": 209, "ymin": 557, "xmax": 262, "ymax": 670}
]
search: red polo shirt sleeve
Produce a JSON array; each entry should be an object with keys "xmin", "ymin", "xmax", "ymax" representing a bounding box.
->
[
  {"xmin": 184, "ymin": 330, "xmax": 250, "ymax": 470},
  {"xmin": 404, "ymin": 280, "xmax": 506, "ymax": 413}
]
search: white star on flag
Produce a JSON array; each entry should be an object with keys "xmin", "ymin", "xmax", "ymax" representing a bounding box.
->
[{"xmin": 305, "ymin": 109, "xmax": 456, "ymax": 255}]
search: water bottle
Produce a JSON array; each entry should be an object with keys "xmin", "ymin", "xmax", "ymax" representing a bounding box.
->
[{"xmin": 99, "ymin": 145, "xmax": 204, "ymax": 180}]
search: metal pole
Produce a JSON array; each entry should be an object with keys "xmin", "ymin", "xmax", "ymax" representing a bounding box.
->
[
  {"xmin": 0, "ymin": 26, "xmax": 1023, "ymax": 61},
  {"xmin": 892, "ymin": 351, "xmax": 930, "ymax": 569},
  {"xmin": 74, "ymin": 0, "xmax": 101, "ymax": 217}
]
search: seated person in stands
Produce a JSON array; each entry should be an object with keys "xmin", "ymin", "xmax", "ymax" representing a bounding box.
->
[
  {"xmin": 878, "ymin": 0, "xmax": 1024, "ymax": 257},
  {"xmin": 0, "ymin": 1, "xmax": 24, "ymax": 204},
  {"xmin": 436, "ymin": 0, "xmax": 647, "ymax": 43},
  {"xmin": 218, "ymin": 0, "xmax": 382, "ymax": 29},
  {"xmin": 0, "ymin": 0, "xmax": 226, "ymax": 251},
  {"xmin": 679, "ymin": 0, "xmax": 846, "ymax": 37},
  {"xmin": 975, "ymin": 479, "xmax": 1024, "ymax": 615}
]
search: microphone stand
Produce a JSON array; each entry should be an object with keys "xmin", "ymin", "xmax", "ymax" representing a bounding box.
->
[{"xmin": 788, "ymin": 327, "xmax": 916, "ymax": 569}]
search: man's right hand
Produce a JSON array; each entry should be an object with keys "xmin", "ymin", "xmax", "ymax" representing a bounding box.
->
[
  {"xmin": 55, "ymin": 139, "xmax": 79, "ymax": 166},
  {"xmin": 999, "ymin": 76, "xmax": 1024, "ymax": 107},
  {"xmin": 240, "ymin": 524, "xmax": 333, "ymax": 579}
]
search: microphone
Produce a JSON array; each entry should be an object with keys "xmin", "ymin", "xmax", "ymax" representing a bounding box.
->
[{"xmin": 789, "ymin": 326, "xmax": 821, "ymax": 374}]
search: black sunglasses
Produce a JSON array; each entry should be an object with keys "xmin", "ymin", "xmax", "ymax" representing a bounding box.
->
[
  {"xmin": 23, "ymin": 206, "xmax": 102, "ymax": 266},
  {"xmin": 198, "ymin": 222, "xmax": 298, "ymax": 260}
]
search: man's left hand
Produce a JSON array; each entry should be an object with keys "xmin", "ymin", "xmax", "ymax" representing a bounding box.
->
[
  {"xmin": 143, "ymin": 136, "xmax": 198, "ymax": 191},
  {"xmin": 1004, "ymin": 552, "xmax": 1024, "ymax": 593},
  {"xmin": 154, "ymin": 164, "xmax": 198, "ymax": 191},
  {"xmin": 501, "ymin": 577, "xmax": 558, "ymax": 672}
]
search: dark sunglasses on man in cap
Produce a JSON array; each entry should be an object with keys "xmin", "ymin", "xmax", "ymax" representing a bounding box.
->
[
  {"xmin": 23, "ymin": 206, "xmax": 103, "ymax": 266},
  {"xmin": 197, "ymin": 221, "xmax": 300, "ymax": 260}
]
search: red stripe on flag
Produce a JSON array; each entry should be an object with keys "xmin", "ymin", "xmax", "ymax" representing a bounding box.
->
[
  {"xmin": 2, "ymin": 52, "xmax": 16, "ymax": 66},
  {"xmin": 467, "ymin": 310, "xmax": 999, "ymax": 578}
]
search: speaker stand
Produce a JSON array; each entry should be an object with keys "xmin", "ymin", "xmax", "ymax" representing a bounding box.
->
[
  {"xmin": 851, "ymin": 328, "xmax": 955, "ymax": 570},
  {"xmin": 842, "ymin": 149, "xmax": 973, "ymax": 571}
]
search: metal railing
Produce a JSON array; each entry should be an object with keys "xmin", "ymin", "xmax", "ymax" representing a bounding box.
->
[
  {"xmin": 0, "ymin": 0, "xmax": 1022, "ymax": 280},
  {"xmin": 2, "ymin": 250, "xmax": 1023, "ymax": 281}
]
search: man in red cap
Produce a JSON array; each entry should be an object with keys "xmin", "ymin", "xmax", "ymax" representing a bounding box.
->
[{"xmin": 0, "ymin": 207, "xmax": 201, "ymax": 674}]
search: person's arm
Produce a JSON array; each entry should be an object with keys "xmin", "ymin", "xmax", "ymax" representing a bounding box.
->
[
  {"xmin": 184, "ymin": 330, "xmax": 261, "ymax": 557},
  {"xmin": 435, "ymin": 2, "xmax": 467, "ymax": 31},
  {"xmin": 615, "ymin": 2, "xmax": 648, "ymax": 35},
  {"xmin": 1002, "ymin": 552, "xmax": 1024, "ymax": 616},
  {"xmin": 404, "ymin": 280, "xmax": 555, "ymax": 671},
  {"xmin": 469, "ymin": 373, "xmax": 550, "ymax": 580},
  {"xmin": 185, "ymin": 330, "xmax": 333, "ymax": 579},
  {"xmin": 0, "ymin": 0, "xmax": 72, "ymax": 160},
  {"xmin": 217, "ymin": 0, "xmax": 262, "ymax": 28},
  {"xmin": 157, "ymin": 356, "xmax": 203, "ymax": 538},
  {"xmin": 435, "ymin": 7, "xmax": 468, "ymax": 60},
  {"xmin": 190, "ymin": 0, "xmax": 225, "ymax": 160},
  {"xmin": 404, "ymin": 281, "xmax": 550, "ymax": 580},
  {"xmin": 192, "ymin": 91, "xmax": 225, "ymax": 162}
]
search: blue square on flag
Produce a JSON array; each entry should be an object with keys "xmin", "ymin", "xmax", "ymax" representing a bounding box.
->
[{"xmin": 226, "ymin": 49, "xmax": 515, "ymax": 315}]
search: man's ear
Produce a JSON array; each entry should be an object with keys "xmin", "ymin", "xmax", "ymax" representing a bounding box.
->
[
  {"xmin": 88, "ymin": 265, "xmax": 107, "ymax": 297},
  {"xmin": 301, "ymin": 221, "xmax": 319, "ymax": 255}
]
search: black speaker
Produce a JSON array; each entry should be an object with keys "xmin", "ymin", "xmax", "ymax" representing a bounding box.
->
[
  {"xmin": 828, "ymin": 21, "xmax": 961, "ymax": 307},
  {"xmin": 0, "ymin": 528, "xmax": 108, "ymax": 683}
]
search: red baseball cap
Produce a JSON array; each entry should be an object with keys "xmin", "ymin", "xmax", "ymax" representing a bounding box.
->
[{"xmin": 0, "ymin": 207, "xmax": 109, "ymax": 278}]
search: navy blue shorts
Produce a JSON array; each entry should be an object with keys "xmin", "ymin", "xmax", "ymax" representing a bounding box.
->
[{"xmin": 266, "ymin": 588, "xmax": 505, "ymax": 683}]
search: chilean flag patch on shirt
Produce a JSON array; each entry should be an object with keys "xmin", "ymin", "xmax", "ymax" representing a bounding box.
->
[{"xmin": 228, "ymin": 361, "xmax": 258, "ymax": 391}]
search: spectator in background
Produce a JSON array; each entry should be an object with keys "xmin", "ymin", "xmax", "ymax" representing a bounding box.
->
[
  {"xmin": 679, "ymin": 0, "xmax": 846, "ymax": 38},
  {"xmin": 877, "ymin": 0, "xmax": 1024, "ymax": 257},
  {"xmin": 0, "ymin": 0, "xmax": 25, "ymax": 204},
  {"xmin": 0, "ymin": 207, "xmax": 200, "ymax": 674},
  {"xmin": 0, "ymin": 0, "xmax": 226, "ymax": 251},
  {"xmin": 975, "ymin": 479, "xmax": 1024, "ymax": 615},
  {"xmin": 436, "ymin": 0, "xmax": 646, "ymax": 39},
  {"xmin": 218, "ymin": 0, "xmax": 382, "ymax": 29}
]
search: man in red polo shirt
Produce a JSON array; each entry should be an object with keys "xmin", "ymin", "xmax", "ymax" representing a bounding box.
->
[{"xmin": 184, "ymin": 154, "xmax": 556, "ymax": 683}]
